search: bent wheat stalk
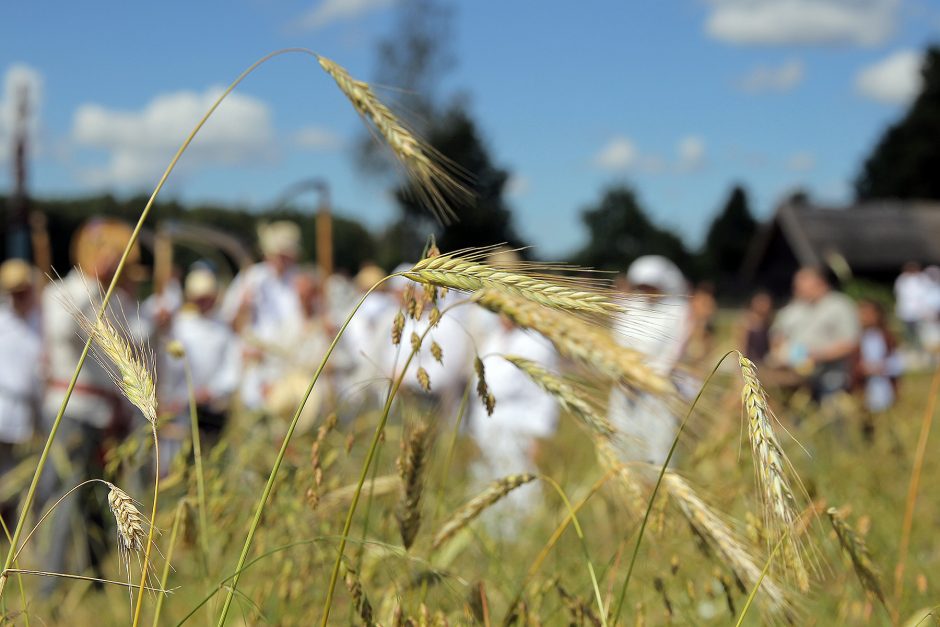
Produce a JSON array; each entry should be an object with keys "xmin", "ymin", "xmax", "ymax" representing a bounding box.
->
[{"xmin": 431, "ymin": 474, "xmax": 537, "ymax": 550}]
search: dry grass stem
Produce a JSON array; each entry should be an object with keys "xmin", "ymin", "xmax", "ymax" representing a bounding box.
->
[
  {"xmin": 317, "ymin": 55, "xmax": 466, "ymax": 223},
  {"xmin": 432, "ymin": 474, "xmax": 536, "ymax": 549}
]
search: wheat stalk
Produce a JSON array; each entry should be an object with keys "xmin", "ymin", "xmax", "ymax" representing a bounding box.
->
[
  {"xmin": 396, "ymin": 422, "xmax": 430, "ymax": 550},
  {"xmin": 317, "ymin": 56, "xmax": 466, "ymax": 223},
  {"xmin": 343, "ymin": 566, "xmax": 375, "ymax": 626},
  {"xmin": 404, "ymin": 251, "xmax": 625, "ymax": 316},
  {"xmin": 432, "ymin": 474, "xmax": 536, "ymax": 549},
  {"xmin": 661, "ymin": 472, "xmax": 789, "ymax": 616},
  {"xmin": 827, "ymin": 507, "xmax": 887, "ymax": 609},
  {"xmin": 504, "ymin": 356, "xmax": 614, "ymax": 438},
  {"xmin": 738, "ymin": 354, "xmax": 810, "ymax": 591},
  {"xmin": 475, "ymin": 289, "xmax": 672, "ymax": 395}
]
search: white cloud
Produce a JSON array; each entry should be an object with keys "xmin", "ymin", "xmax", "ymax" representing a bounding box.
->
[
  {"xmin": 505, "ymin": 173, "xmax": 530, "ymax": 198},
  {"xmin": 72, "ymin": 87, "xmax": 276, "ymax": 186},
  {"xmin": 593, "ymin": 136, "xmax": 638, "ymax": 171},
  {"xmin": 293, "ymin": 126, "xmax": 343, "ymax": 151},
  {"xmin": 705, "ymin": 0, "xmax": 899, "ymax": 46},
  {"xmin": 677, "ymin": 135, "xmax": 706, "ymax": 171},
  {"xmin": 855, "ymin": 49, "xmax": 924, "ymax": 105},
  {"xmin": 787, "ymin": 151, "xmax": 816, "ymax": 171},
  {"xmin": 0, "ymin": 63, "xmax": 42, "ymax": 163},
  {"xmin": 294, "ymin": 0, "xmax": 396, "ymax": 31},
  {"xmin": 738, "ymin": 60, "xmax": 804, "ymax": 92},
  {"xmin": 594, "ymin": 135, "xmax": 707, "ymax": 174}
]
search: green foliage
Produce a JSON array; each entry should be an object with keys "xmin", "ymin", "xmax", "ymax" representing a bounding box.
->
[
  {"xmin": 855, "ymin": 46, "xmax": 940, "ymax": 200},
  {"xmin": 698, "ymin": 185, "xmax": 758, "ymax": 284},
  {"xmin": 573, "ymin": 184, "xmax": 692, "ymax": 274}
]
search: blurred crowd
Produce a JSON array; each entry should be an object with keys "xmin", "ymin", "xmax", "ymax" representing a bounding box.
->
[{"xmin": 1, "ymin": 216, "xmax": 936, "ymax": 563}]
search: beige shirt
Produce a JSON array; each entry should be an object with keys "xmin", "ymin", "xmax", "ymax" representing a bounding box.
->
[{"xmin": 772, "ymin": 291, "xmax": 860, "ymax": 362}]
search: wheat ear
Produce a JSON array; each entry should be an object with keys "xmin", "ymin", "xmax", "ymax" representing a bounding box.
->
[
  {"xmin": 432, "ymin": 474, "xmax": 536, "ymax": 549},
  {"xmin": 76, "ymin": 311, "xmax": 157, "ymax": 425},
  {"xmin": 739, "ymin": 355, "xmax": 809, "ymax": 591},
  {"xmin": 404, "ymin": 252, "xmax": 625, "ymax": 315},
  {"xmin": 661, "ymin": 471, "xmax": 789, "ymax": 616},
  {"xmin": 827, "ymin": 507, "xmax": 887, "ymax": 609},
  {"xmin": 317, "ymin": 56, "xmax": 466, "ymax": 223},
  {"xmin": 396, "ymin": 422, "xmax": 431, "ymax": 550},
  {"xmin": 504, "ymin": 356, "xmax": 614, "ymax": 438},
  {"xmin": 475, "ymin": 289, "xmax": 672, "ymax": 395}
]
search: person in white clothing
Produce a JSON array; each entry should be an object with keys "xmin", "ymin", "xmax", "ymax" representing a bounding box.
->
[
  {"xmin": 468, "ymin": 313, "xmax": 559, "ymax": 537},
  {"xmin": 160, "ymin": 267, "xmax": 241, "ymax": 452},
  {"xmin": 894, "ymin": 262, "xmax": 932, "ymax": 349},
  {"xmin": 608, "ymin": 256, "xmax": 689, "ymax": 466},
  {"xmin": 0, "ymin": 259, "xmax": 42, "ymax": 522},
  {"xmin": 219, "ymin": 221, "xmax": 305, "ymax": 410}
]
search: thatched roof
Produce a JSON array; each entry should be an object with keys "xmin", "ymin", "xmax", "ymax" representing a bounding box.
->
[{"xmin": 744, "ymin": 200, "xmax": 940, "ymax": 279}]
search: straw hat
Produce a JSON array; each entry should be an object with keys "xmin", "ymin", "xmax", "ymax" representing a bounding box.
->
[
  {"xmin": 258, "ymin": 221, "xmax": 301, "ymax": 258},
  {"xmin": 354, "ymin": 263, "xmax": 385, "ymax": 292},
  {"xmin": 0, "ymin": 258, "xmax": 33, "ymax": 293},
  {"xmin": 71, "ymin": 218, "xmax": 139, "ymax": 273},
  {"xmin": 184, "ymin": 268, "xmax": 218, "ymax": 299}
]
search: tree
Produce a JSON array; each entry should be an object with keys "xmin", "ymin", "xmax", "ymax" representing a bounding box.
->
[
  {"xmin": 698, "ymin": 184, "xmax": 757, "ymax": 281},
  {"xmin": 573, "ymin": 185, "xmax": 691, "ymax": 274},
  {"xmin": 855, "ymin": 46, "xmax": 940, "ymax": 200}
]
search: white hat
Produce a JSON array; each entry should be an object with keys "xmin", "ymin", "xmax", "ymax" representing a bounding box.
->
[
  {"xmin": 258, "ymin": 221, "xmax": 301, "ymax": 258},
  {"xmin": 626, "ymin": 255, "xmax": 686, "ymax": 296},
  {"xmin": 185, "ymin": 268, "xmax": 218, "ymax": 299}
]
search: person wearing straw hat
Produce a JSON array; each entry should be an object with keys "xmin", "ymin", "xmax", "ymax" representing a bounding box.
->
[
  {"xmin": 219, "ymin": 220, "xmax": 306, "ymax": 410},
  {"xmin": 0, "ymin": 259, "xmax": 42, "ymax": 522}
]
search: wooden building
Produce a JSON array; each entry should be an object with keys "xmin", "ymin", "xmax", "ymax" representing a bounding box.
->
[{"xmin": 742, "ymin": 200, "xmax": 940, "ymax": 296}]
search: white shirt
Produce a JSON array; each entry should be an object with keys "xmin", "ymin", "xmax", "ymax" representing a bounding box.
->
[
  {"xmin": 220, "ymin": 262, "xmax": 304, "ymax": 343},
  {"xmin": 470, "ymin": 321, "xmax": 559, "ymax": 441},
  {"xmin": 0, "ymin": 307, "xmax": 42, "ymax": 443},
  {"xmin": 895, "ymin": 271, "xmax": 932, "ymax": 322},
  {"xmin": 160, "ymin": 307, "xmax": 242, "ymax": 413}
]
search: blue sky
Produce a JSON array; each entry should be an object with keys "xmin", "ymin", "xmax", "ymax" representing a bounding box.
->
[{"xmin": 2, "ymin": 0, "xmax": 939, "ymax": 258}]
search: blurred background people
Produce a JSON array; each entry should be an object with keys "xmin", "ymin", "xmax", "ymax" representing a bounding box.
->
[
  {"xmin": 853, "ymin": 299, "xmax": 902, "ymax": 416},
  {"xmin": 894, "ymin": 261, "xmax": 932, "ymax": 352},
  {"xmin": 159, "ymin": 266, "xmax": 242, "ymax": 455},
  {"xmin": 738, "ymin": 290, "xmax": 775, "ymax": 364},
  {"xmin": 0, "ymin": 259, "xmax": 42, "ymax": 523},
  {"xmin": 771, "ymin": 267, "xmax": 860, "ymax": 402},
  {"xmin": 220, "ymin": 220, "xmax": 304, "ymax": 411},
  {"xmin": 608, "ymin": 255, "xmax": 688, "ymax": 466}
]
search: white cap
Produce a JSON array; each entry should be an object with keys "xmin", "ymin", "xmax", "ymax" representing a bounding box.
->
[
  {"xmin": 258, "ymin": 221, "xmax": 301, "ymax": 258},
  {"xmin": 185, "ymin": 268, "xmax": 218, "ymax": 299},
  {"xmin": 626, "ymin": 255, "xmax": 686, "ymax": 296}
]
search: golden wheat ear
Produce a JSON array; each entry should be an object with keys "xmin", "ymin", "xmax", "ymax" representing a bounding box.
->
[{"xmin": 317, "ymin": 55, "xmax": 470, "ymax": 224}]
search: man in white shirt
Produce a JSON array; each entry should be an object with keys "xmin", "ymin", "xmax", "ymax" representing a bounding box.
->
[
  {"xmin": 219, "ymin": 221, "xmax": 305, "ymax": 410},
  {"xmin": 161, "ymin": 267, "xmax": 241, "ymax": 450},
  {"xmin": 894, "ymin": 261, "xmax": 931, "ymax": 349},
  {"xmin": 0, "ymin": 259, "xmax": 42, "ymax": 522}
]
